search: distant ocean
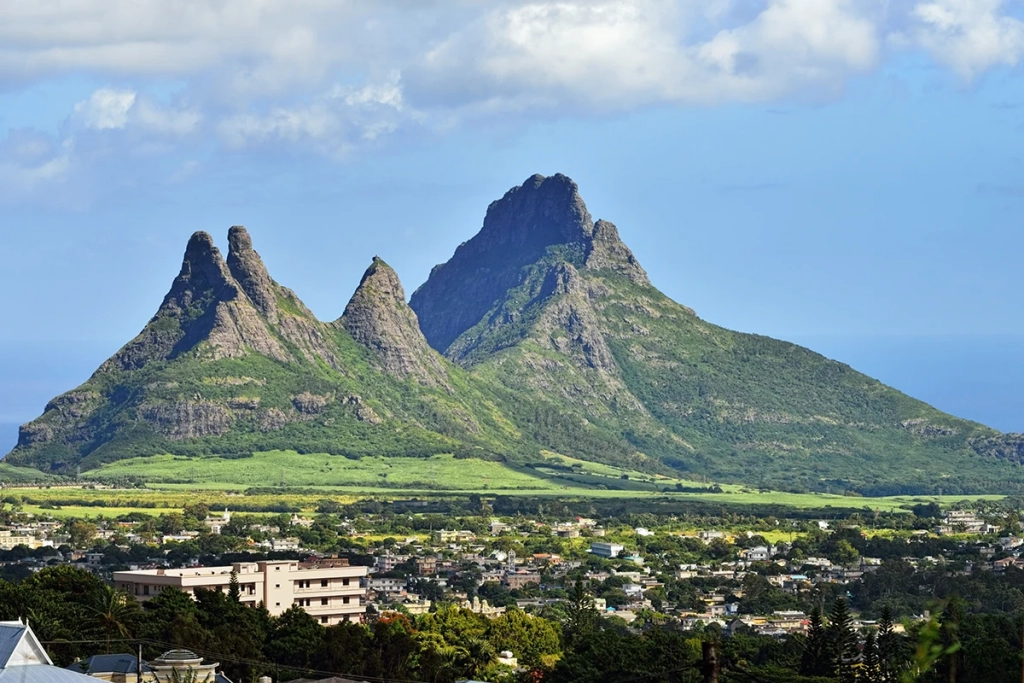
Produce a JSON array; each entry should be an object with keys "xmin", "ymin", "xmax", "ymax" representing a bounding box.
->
[
  {"xmin": 0, "ymin": 334, "xmax": 1021, "ymax": 458},
  {"xmin": 791, "ymin": 334, "xmax": 1024, "ymax": 434}
]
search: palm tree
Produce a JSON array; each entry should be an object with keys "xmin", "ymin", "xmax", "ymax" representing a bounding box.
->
[{"xmin": 88, "ymin": 586, "xmax": 136, "ymax": 653}]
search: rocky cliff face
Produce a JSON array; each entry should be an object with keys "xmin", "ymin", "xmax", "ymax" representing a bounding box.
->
[
  {"xmin": 339, "ymin": 257, "xmax": 450, "ymax": 388},
  {"xmin": 411, "ymin": 174, "xmax": 599, "ymax": 353},
  {"xmin": 8, "ymin": 229, "xmax": 500, "ymax": 472}
]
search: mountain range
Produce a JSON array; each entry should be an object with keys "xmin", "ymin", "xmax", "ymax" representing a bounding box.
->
[{"xmin": 8, "ymin": 173, "xmax": 1024, "ymax": 494}]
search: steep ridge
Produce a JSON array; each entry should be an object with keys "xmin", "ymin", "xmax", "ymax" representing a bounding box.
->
[
  {"xmin": 8, "ymin": 230, "xmax": 519, "ymax": 473},
  {"xmin": 339, "ymin": 257, "xmax": 451, "ymax": 388},
  {"xmin": 411, "ymin": 173, "xmax": 1024, "ymax": 494}
]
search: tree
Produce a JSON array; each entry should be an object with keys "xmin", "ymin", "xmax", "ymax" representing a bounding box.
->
[
  {"xmin": 264, "ymin": 605, "xmax": 324, "ymax": 675},
  {"xmin": 487, "ymin": 608, "xmax": 561, "ymax": 669},
  {"xmin": 801, "ymin": 604, "xmax": 832, "ymax": 677},
  {"xmin": 88, "ymin": 586, "xmax": 139, "ymax": 653},
  {"xmin": 228, "ymin": 570, "xmax": 240, "ymax": 602},
  {"xmin": 877, "ymin": 604, "xmax": 904, "ymax": 683},
  {"xmin": 562, "ymin": 578, "xmax": 599, "ymax": 650},
  {"xmin": 862, "ymin": 630, "xmax": 880, "ymax": 683},
  {"xmin": 66, "ymin": 520, "xmax": 97, "ymax": 548},
  {"xmin": 827, "ymin": 597, "xmax": 857, "ymax": 683}
]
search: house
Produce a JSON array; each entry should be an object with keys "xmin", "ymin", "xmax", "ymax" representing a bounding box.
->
[
  {"xmin": 503, "ymin": 571, "xmax": 541, "ymax": 590},
  {"xmin": 366, "ymin": 576, "xmax": 405, "ymax": 594},
  {"xmin": 114, "ymin": 559, "xmax": 368, "ymax": 625},
  {"xmin": 67, "ymin": 654, "xmax": 150, "ymax": 683},
  {"xmin": 590, "ymin": 542, "xmax": 624, "ymax": 558},
  {"xmin": 0, "ymin": 620, "xmax": 104, "ymax": 683},
  {"xmin": 148, "ymin": 650, "xmax": 222, "ymax": 683},
  {"xmin": 743, "ymin": 546, "xmax": 771, "ymax": 562}
]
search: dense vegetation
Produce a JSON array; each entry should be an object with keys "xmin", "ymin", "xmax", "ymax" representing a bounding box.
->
[{"xmin": 6, "ymin": 564, "xmax": 1024, "ymax": 683}]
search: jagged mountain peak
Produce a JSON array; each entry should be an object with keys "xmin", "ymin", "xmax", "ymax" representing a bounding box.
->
[
  {"xmin": 226, "ymin": 225, "xmax": 278, "ymax": 320},
  {"xmin": 340, "ymin": 257, "xmax": 449, "ymax": 387},
  {"xmin": 410, "ymin": 173, "xmax": 648, "ymax": 354},
  {"xmin": 479, "ymin": 173, "xmax": 594, "ymax": 249},
  {"xmin": 174, "ymin": 231, "xmax": 234, "ymax": 298},
  {"xmin": 586, "ymin": 219, "xmax": 649, "ymax": 285}
]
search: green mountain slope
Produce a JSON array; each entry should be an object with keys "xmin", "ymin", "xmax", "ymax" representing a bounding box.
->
[{"xmin": 410, "ymin": 174, "xmax": 1024, "ymax": 494}]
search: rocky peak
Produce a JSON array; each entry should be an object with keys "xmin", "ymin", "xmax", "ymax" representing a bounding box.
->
[
  {"xmin": 226, "ymin": 225, "xmax": 284, "ymax": 322},
  {"xmin": 169, "ymin": 231, "xmax": 238, "ymax": 307},
  {"xmin": 340, "ymin": 257, "xmax": 449, "ymax": 387},
  {"xmin": 478, "ymin": 173, "xmax": 594, "ymax": 251},
  {"xmin": 585, "ymin": 219, "xmax": 649, "ymax": 285}
]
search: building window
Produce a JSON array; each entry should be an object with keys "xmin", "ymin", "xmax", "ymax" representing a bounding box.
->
[
  {"xmin": 321, "ymin": 579, "xmax": 328, "ymax": 587},
  {"xmin": 143, "ymin": 585, "xmax": 149, "ymax": 596},
  {"xmin": 321, "ymin": 617, "xmax": 328, "ymax": 624},
  {"xmin": 275, "ymin": 584, "xmax": 280, "ymax": 588},
  {"xmin": 343, "ymin": 578, "xmax": 350, "ymax": 586},
  {"xmin": 321, "ymin": 598, "xmax": 328, "ymax": 605},
  {"xmin": 343, "ymin": 597, "xmax": 350, "ymax": 604}
]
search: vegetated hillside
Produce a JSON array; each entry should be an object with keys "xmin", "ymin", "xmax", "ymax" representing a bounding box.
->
[
  {"xmin": 10, "ymin": 175, "xmax": 1024, "ymax": 495},
  {"xmin": 410, "ymin": 173, "xmax": 1024, "ymax": 495},
  {"xmin": 5, "ymin": 227, "xmax": 525, "ymax": 473}
]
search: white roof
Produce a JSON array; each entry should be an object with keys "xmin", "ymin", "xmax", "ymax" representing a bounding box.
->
[{"xmin": 0, "ymin": 622, "xmax": 51, "ymax": 668}]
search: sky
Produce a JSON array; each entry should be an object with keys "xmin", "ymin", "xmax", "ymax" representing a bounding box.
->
[{"xmin": 3, "ymin": 0, "xmax": 1024, "ymax": 449}]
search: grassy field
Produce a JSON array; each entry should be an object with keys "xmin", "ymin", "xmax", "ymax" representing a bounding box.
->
[
  {"xmin": 88, "ymin": 450, "xmax": 693, "ymax": 491},
  {"xmin": 0, "ymin": 449, "xmax": 991, "ymax": 519}
]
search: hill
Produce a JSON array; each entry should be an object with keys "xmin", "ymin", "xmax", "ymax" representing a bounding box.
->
[
  {"xmin": 5, "ymin": 227, "xmax": 524, "ymax": 472},
  {"xmin": 410, "ymin": 174, "xmax": 1024, "ymax": 495},
  {"xmin": 7, "ymin": 174, "xmax": 1024, "ymax": 494}
]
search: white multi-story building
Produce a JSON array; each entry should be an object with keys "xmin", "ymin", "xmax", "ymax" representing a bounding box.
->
[
  {"xmin": 590, "ymin": 542, "xmax": 624, "ymax": 558},
  {"xmin": 113, "ymin": 559, "xmax": 368, "ymax": 624}
]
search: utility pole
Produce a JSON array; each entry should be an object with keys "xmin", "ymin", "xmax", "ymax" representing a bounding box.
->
[{"xmin": 136, "ymin": 642, "xmax": 142, "ymax": 683}]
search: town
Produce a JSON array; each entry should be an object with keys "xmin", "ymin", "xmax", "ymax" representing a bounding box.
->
[{"xmin": 1, "ymin": 492, "xmax": 1023, "ymax": 681}]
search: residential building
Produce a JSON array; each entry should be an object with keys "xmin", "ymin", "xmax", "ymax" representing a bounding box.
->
[
  {"xmin": 590, "ymin": 542, "xmax": 624, "ymax": 558},
  {"xmin": 114, "ymin": 559, "xmax": 368, "ymax": 624},
  {"xmin": 503, "ymin": 571, "xmax": 541, "ymax": 590},
  {"xmin": 0, "ymin": 531, "xmax": 43, "ymax": 550},
  {"xmin": 366, "ymin": 576, "xmax": 405, "ymax": 594},
  {"xmin": 148, "ymin": 651, "xmax": 219, "ymax": 683},
  {"xmin": 0, "ymin": 620, "xmax": 101, "ymax": 683}
]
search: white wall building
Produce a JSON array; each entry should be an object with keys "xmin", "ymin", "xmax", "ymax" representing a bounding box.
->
[{"xmin": 114, "ymin": 559, "xmax": 368, "ymax": 624}]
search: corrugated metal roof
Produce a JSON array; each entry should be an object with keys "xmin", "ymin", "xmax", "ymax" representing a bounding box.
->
[
  {"xmin": 0, "ymin": 625, "xmax": 26, "ymax": 669},
  {"xmin": 0, "ymin": 666, "xmax": 100, "ymax": 683},
  {"xmin": 65, "ymin": 655, "xmax": 149, "ymax": 675}
]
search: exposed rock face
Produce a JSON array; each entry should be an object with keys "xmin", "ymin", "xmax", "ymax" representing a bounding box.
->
[
  {"xmin": 537, "ymin": 263, "xmax": 618, "ymax": 372},
  {"xmin": 140, "ymin": 401, "xmax": 233, "ymax": 440},
  {"xmin": 103, "ymin": 230, "xmax": 289, "ymax": 370},
  {"xmin": 970, "ymin": 434, "xmax": 1024, "ymax": 464},
  {"xmin": 410, "ymin": 174, "xmax": 600, "ymax": 353},
  {"xmin": 339, "ymin": 257, "xmax": 449, "ymax": 387},
  {"xmin": 410, "ymin": 173, "xmax": 649, "ymax": 355},
  {"xmin": 227, "ymin": 225, "xmax": 283, "ymax": 322},
  {"xmin": 585, "ymin": 220, "xmax": 649, "ymax": 285}
]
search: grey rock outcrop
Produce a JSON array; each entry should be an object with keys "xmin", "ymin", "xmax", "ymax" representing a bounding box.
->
[{"xmin": 339, "ymin": 257, "xmax": 449, "ymax": 387}]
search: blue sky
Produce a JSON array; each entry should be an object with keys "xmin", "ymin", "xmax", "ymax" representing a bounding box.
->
[{"xmin": 3, "ymin": 0, "xmax": 1024, "ymax": 447}]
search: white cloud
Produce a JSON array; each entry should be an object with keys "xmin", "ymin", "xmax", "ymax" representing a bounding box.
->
[
  {"xmin": 905, "ymin": 0, "xmax": 1024, "ymax": 79},
  {"xmin": 1, "ymin": 0, "xmax": 1024, "ymax": 187},
  {"xmin": 73, "ymin": 87, "xmax": 136, "ymax": 130},
  {"xmin": 0, "ymin": 130, "xmax": 73, "ymax": 196}
]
